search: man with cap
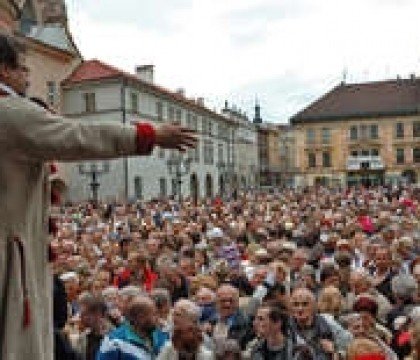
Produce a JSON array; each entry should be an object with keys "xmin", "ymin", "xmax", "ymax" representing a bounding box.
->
[{"xmin": 0, "ymin": 33, "xmax": 196, "ymax": 360}]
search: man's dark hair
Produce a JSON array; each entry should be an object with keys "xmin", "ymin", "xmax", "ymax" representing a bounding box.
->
[
  {"xmin": 0, "ymin": 34, "xmax": 25, "ymax": 69},
  {"xmin": 320, "ymin": 265, "xmax": 339, "ymax": 284},
  {"xmin": 267, "ymin": 305, "xmax": 288, "ymax": 334},
  {"xmin": 82, "ymin": 296, "xmax": 108, "ymax": 316}
]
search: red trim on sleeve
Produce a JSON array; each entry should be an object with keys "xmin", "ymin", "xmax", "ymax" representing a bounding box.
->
[
  {"xmin": 135, "ymin": 123, "xmax": 156, "ymax": 154},
  {"xmin": 354, "ymin": 354, "xmax": 386, "ymax": 360}
]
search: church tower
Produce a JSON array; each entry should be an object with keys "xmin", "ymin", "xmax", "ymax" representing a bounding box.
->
[{"xmin": 253, "ymin": 97, "xmax": 263, "ymax": 124}]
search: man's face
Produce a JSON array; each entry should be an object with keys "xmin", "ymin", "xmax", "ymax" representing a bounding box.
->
[
  {"xmin": 146, "ymin": 239, "xmax": 159, "ymax": 256},
  {"xmin": 291, "ymin": 291, "xmax": 314, "ymax": 326},
  {"xmin": 253, "ymin": 307, "xmax": 270, "ymax": 337},
  {"xmin": 216, "ymin": 288, "xmax": 238, "ymax": 319},
  {"xmin": 0, "ymin": 54, "xmax": 29, "ymax": 95},
  {"xmin": 374, "ymin": 249, "xmax": 391, "ymax": 272}
]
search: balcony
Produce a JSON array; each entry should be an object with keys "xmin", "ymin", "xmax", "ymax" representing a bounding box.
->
[{"xmin": 346, "ymin": 156, "xmax": 384, "ymax": 171}]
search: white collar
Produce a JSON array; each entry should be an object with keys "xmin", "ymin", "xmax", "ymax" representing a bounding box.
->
[{"xmin": 0, "ymin": 82, "xmax": 18, "ymax": 96}]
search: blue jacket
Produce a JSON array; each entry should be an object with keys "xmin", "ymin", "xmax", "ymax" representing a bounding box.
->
[{"xmin": 96, "ymin": 322, "xmax": 168, "ymax": 360}]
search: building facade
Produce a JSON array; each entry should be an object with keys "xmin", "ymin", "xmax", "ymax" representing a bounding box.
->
[
  {"xmin": 221, "ymin": 102, "xmax": 259, "ymax": 192},
  {"xmin": 61, "ymin": 60, "xmax": 240, "ymax": 202},
  {"xmin": 291, "ymin": 78, "xmax": 420, "ymax": 187},
  {"xmin": 256, "ymin": 123, "xmax": 282, "ymax": 188},
  {"xmin": 278, "ymin": 124, "xmax": 298, "ymax": 187}
]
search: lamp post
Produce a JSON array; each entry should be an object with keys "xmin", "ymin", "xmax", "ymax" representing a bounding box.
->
[
  {"xmin": 78, "ymin": 162, "xmax": 110, "ymax": 204},
  {"xmin": 166, "ymin": 152, "xmax": 192, "ymax": 203}
]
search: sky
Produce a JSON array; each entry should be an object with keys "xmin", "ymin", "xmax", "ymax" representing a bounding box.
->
[{"xmin": 65, "ymin": 0, "xmax": 420, "ymax": 123}]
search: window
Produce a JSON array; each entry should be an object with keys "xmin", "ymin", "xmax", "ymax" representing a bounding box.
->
[
  {"xmin": 351, "ymin": 150, "xmax": 358, "ymax": 157},
  {"xmin": 83, "ymin": 93, "xmax": 96, "ymax": 113},
  {"xmin": 168, "ymin": 106, "xmax": 175, "ymax": 122},
  {"xmin": 308, "ymin": 152, "xmax": 316, "ymax": 168},
  {"xmin": 159, "ymin": 178, "xmax": 167, "ymax": 197},
  {"xmin": 306, "ymin": 128, "xmax": 316, "ymax": 144},
  {"xmin": 47, "ymin": 81, "xmax": 56, "ymax": 106},
  {"xmin": 171, "ymin": 178, "xmax": 177, "ymax": 196},
  {"xmin": 176, "ymin": 109, "xmax": 182, "ymax": 124},
  {"xmin": 414, "ymin": 148, "xmax": 420, "ymax": 163},
  {"xmin": 203, "ymin": 140, "xmax": 214, "ymax": 165},
  {"xmin": 159, "ymin": 149, "xmax": 165, "ymax": 159},
  {"xmin": 321, "ymin": 128, "xmax": 331, "ymax": 144},
  {"xmin": 156, "ymin": 102, "xmax": 163, "ymax": 121},
  {"xmin": 322, "ymin": 152, "xmax": 331, "ymax": 167},
  {"xmin": 361, "ymin": 149, "xmax": 370, "ymax": 157},
  {"xmin": 360, "ymin": 125, "xmax": 368, "ymax": 139},
  {"xmin": 134, "ymin": 176, "xmax": 143, "ymax": 199},
  {"xmin": 130, "ymin": 92, "xmax": 138, "ymax": 113},
  {"xmin": 395, "ymin": 122, "xmax": 404, "ymax": 138},
  {"xmin": 350, "ymin": 126, "xmax": 358, "ymax": 140},
  {"xmin": 413, "ymin": 121, "xmax": 420, "ymax": 137},
  {"xmin": 218, "ymin": 143, "xmax": 224, "ymax": 163},
  {"xmin": 371, "ymin": 149, "xmax": 379, "ymax": 157},
  {"xmin": 396, "ymin": 148, "xmax": 405, "ymax": 164},
  {"xmin": 194, "ymin": 141, "xmax": 200, "ymax": 162},
  {"xmin": 370, "ymin": 124, "xmax": 378, "ymax": 139}
]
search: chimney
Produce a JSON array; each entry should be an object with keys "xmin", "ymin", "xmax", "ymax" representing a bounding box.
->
[
  {"xmin": 135, "ymin": 65, "xmax": 154, "ymax": 84},
  {"xmin": 196, "ymin": 97, "xmax": 204, "ymax": 106},
  {"xmin": 176, "ymin": 88, "xmax": 185, "ymax": 97},
  {"xmin": 410, "ymin": 73, "xmax": 416, "ymax": 82}
]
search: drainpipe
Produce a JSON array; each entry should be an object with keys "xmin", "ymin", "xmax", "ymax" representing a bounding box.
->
[{"xmin": 121, "ymin": 77, "xmax": 128, "ymax": 200}]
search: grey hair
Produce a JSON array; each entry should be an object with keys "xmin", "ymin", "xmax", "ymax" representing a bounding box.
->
[
  {"xmin": 118, "ymin": 286, "xmax": 143, "ymax": 298},
  {"xmin": 102, "ymin": 286, "xmax": 118, "ymax": 298},
  {"xmin": 174, "ymin": 299, "xmax": 201, "ymax": 323},
  {"xmin": 392, "ymin": 274, "xmax": 418, "ymax": 300}
]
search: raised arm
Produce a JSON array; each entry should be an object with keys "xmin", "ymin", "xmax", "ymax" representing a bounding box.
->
[{"xmin": 0, "ymin": 97, "xmax": 196, "ymax": 162}]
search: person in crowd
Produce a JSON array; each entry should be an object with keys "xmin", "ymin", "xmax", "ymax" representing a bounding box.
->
[
  {"xmin": 73, "ymin": 295, "xmax": 113, "ymax": 360},
  {"xmin": 97, "ymin": 295, "xmax": 168, "ymax": 359},
  {"xmin": 387, "ymin": 274, "xmax": 418, "ymax": 330},
  {"xmin": 290, "ymin": 287, "xmax": 336, "ymax": 360},
  {"xmin": 346, "ymin": 338, "xmax": 386, "ymax": 360},
  {"xmin": 158, "ymin": 299, "xmax": 214, "ymax": 359},
  {"xmin": 318, "ymin": 286, "xmax": 353, "ymax": 354},
  {"xmin": 213, "ymin": 284, "xmax": 254, "ymax": 349},
  {"xmin": 250, "ymin": 305, "xmax": 294, "ymax": 360}
]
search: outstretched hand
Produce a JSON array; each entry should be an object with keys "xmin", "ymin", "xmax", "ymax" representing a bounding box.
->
[{"xmin": 155, "ymin": 123, "xmax": 198, "ymax": 151}]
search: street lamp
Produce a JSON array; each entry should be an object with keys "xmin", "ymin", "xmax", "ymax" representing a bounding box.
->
[
  {"xmin": 166, "ymin": 152, "xmax": 192, "ymax": 202},
  {"xmin": 78, "ymin": 162, "xmax": 110, "ymax": 204}
]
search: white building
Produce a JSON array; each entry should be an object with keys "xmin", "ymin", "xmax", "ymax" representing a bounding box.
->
[
  {"xmin": 221, "ymin": 102, "xmax": 259, "ymax": 190},
  {"xmin": 61, "ymin": 60, "xmax": 240, "ymax": 202}
]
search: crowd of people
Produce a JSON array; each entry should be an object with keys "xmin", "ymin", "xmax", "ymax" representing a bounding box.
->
[{"xmin": 50, "ymin": 185, "xmax": 420, "ymax": 360}]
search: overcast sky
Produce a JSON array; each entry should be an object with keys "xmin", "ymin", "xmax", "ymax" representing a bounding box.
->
[{"xmin": 65, "ymin": 0, "xmax": 420, "ymax": 123}]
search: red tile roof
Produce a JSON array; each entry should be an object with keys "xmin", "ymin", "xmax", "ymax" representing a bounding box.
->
[
  {"xmin": 63, "ymin": 59, "xmax": 123, "ymax": 84},
  {"xmin": 63, "ymin": 59, "xmax": 233, "ymax": 122},
  {"xmin": 291, "ymin": 78, "xmax": 420, "ymax": 124}
]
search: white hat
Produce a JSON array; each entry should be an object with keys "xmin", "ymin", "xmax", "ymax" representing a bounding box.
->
[
  {"xmin": 206, "ymin": 227, "xmax": 224, "ymax": 239},
  {"xmin": 59, "ymin": 271, "xmax": 78, "ymax": 282},
  {"xmin": 281, "ymin": 241, "xmax": 297, "ymax": 252}
]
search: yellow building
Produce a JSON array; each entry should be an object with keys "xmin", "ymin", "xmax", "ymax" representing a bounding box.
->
[
  {"xmin": 291, "ymin": 78, "xmax": 420, "ymax": 187},
  {"xmin": 257, "ymin": 123, "xmax": 282, "ymax": 187}
]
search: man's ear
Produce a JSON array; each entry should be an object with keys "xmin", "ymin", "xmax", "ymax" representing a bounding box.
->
[{"xmin": 0, "ymin": 63, "xmax": 10, "ymax": 82}]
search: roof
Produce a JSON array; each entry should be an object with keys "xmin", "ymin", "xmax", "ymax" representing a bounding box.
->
[
  {"xmin": 290, "ymin": 78, "xmax": 420, "ymax": 124},
  {"xmin": 63, "ymin": 59, "xmax": 232, "ymax": 122}
]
